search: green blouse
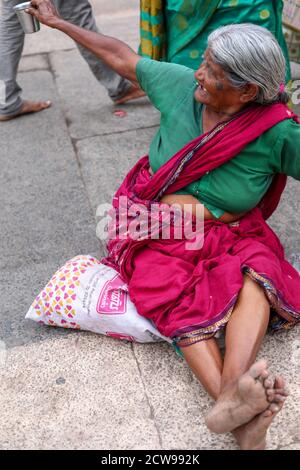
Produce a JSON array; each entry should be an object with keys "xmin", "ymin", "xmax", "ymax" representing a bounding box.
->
[{"xmin": 136, "ymin": 58, "xmax": 300, "ymax": 218}]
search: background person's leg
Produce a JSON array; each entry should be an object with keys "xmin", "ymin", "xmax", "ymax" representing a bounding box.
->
[
  {"xmin": 0, "ymin": 0, "xmax": 25, "ymax": 117},
  {"xmin": 55, "ymin": 0, "xmax": 131, "ymax": 101},
  {"xmin": 0, "ymin": 0, "xmax": 51, "ymax": 120}
]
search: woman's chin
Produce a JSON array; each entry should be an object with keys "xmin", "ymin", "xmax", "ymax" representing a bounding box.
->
[
  {"xmin": 194, "ymin": 88, "xmax": 209, "ymax": 104},
  {"xmin": 194, "ymin": 89, "xmax": 209, "ymax": 105}
]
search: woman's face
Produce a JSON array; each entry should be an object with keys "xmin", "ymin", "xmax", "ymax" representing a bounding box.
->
[{"xmin": 194, "ymin": 50, "xmax": 247, "ymax": 112}]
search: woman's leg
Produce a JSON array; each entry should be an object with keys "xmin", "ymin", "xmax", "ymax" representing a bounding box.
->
[
  {"xmin": 221, "ymin": 275, "xmax": 270, "ymax": 390},
  {"xmin": 183, "ymin": 275, "xmax": 285, "ymax": 432},
  {"xmin": 215, "ymin": 276, "xmax": 287, "ymax": 448},
  {"xmin": 182, "ymin": 337, "xmax": 223, "ymax": 400},
  {"xmin": 183, "ymin": 338, "xmax": 286, "ymax": 450},
  {"xmin": 182, "ymin": 276, "xmax": 287, "ymax": 448},
  {"xmin": 182, "ymin": 276, "xmax": 270, "ymax": 395},
  {"xmin": 182, "ymin": 275, "xmax": 288, "ymax": 449},
  {"xmin": 204, "ymin": 275, "xmax": 273, "ymax": 433}
]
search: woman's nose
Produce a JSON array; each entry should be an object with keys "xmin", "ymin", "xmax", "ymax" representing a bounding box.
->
[{"xmin": 195, "ymin": 67, "xmax": 203, "ymax": 81}]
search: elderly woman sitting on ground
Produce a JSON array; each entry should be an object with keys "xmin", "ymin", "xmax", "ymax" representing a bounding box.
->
[{"xmin": 29, "ymin": 0, "xmax": 300, "ymax": 450}]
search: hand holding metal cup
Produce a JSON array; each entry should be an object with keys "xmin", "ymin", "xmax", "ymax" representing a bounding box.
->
[
  {"xmin": 24, "ymin": 0, "xmax": 62, "ymax": 29},
  {"xmin": 13, "ymin": 2, "xmax": 40, "ymax": 34}
]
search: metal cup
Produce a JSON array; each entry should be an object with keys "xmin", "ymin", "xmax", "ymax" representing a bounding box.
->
[{"xmin": 13, "ymin": 2, "xmax": 40, "ymax": 34}]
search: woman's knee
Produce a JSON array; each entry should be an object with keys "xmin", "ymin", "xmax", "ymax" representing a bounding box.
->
[{"xmin": 239, "ymin": 274, "xmax": 269, "ymax": 307}]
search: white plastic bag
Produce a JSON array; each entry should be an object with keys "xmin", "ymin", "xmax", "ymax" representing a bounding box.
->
[{"xmin": 26, "ymin": 255, "xmax": 170, "ymax": 343}]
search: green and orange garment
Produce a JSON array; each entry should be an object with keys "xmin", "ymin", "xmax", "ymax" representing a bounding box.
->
[{"xmin": 139, "ymin": 0, "xmax": 291, "ymax": 79}]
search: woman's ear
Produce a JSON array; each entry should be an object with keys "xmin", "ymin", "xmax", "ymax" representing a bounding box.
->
[{"xmin": 240, "ymin": 83, "xmax": 259, "ymax": 103}]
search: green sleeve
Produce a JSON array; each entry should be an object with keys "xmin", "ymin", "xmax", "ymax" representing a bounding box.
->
[
  {"xmin": 204, "ymin": 203, "xmax": 225, "ymax": 220},
  {"xmin": 173, "ymin": 189, "xmax": 225, "ymax": 219},
  {"xmin": 136, "ymin": 58, "xmax": 196, "ymax": 115},
  {"xmin": 278, "ymin": 120, "xmax": 300, "ymax": 180}
]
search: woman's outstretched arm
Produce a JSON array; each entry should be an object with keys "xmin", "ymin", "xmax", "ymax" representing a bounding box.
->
[{"xmin": 27, "ymin": 0, "xmax": 140, "ymax": 82}]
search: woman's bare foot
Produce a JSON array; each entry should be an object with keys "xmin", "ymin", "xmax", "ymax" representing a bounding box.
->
[
  {"xmin": 265, "ymin": 375, "xmax": 289, "ymax": 404},
  {"xmin": 205, "ymin": 360, "xmax": 271, "ymax": 434},
  {"xmin": 0, "ymin": 100, "xmax": 51, "ymax": 121},
  {"xmin": 233, "ymin": 401, "xmax": 285, "ymax": 450},
  {"xmin": 113, "ymin": 84, "xmax": 146, "ymax": 105},
  {"xmin": 233, "ymin": 375, "xmax": 288, "ymax": 449}
]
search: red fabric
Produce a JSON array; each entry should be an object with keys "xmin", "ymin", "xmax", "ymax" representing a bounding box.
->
[
  {"xmin": 128, "ymin": 208, "xmax": 300, "ymax": 341},
  {"xmin": 102, "ymin": 103, "xmax": 300, "ymax": 342}
]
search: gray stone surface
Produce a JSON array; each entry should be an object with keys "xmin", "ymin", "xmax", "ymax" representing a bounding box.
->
[
  {"xmin": 75, "ymin": 128, "xmax": 158, "ymax": 211},
  {"xmin": 0, "ymin": 71, "xmax": 98, "ymax": 272},
  {"xmin": 19, "ymin": 54, "xmax": 49, "ymax": 73},
  {"xmin": 23, "ymin": 4, "xmax": 139, "ymax": 56},
  {"xmin": 0, "ymin": 334, "xmax": 161, "ymax": 450},
  {"xmin": 291, "ymin": 62, "xmax": 300, "ymax": 79},
  {"xmin": 0, "ymin": 70, "xmax": 99, "ymax": 352},
  {"xmin": 132, "ymin": 343, "xmax": 236, "ymax": 450},
  {"xmin": 0, "ymin": 0, "xmax": 299, "ymax": 452},
  {"xmin": 75, "ymin": 127, "xmax": 157, "ymax": 254},
  {"xmin": 269, "ymin": 177, "xmax": 300, "ymax": 260},
  {"xmin": 49, "ymin": 49, "xmax": 159, "ymax": 140}
]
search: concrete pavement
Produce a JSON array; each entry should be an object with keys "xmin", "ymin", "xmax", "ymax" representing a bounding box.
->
[{"xmin": 0, "ymin": 0, "xmax": 299, "ymax": 450}]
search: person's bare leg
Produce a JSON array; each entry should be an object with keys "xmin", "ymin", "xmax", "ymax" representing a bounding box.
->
[
  {"xmin": 182, "ymin": 276, "xmax": 289, "ymax": 446},
  {"xmin": 221, "ymin": 276, "xmax": 271, "ymax": 389},
  {"xmin": 233, "ymin": 376, "xmax": 288, "ymax": 450},
  {"xmin": 205, "ymin": 275, "xmax": 274, "ymax": 434},
  {"xmin": 182, "ymin": 336, "xmax": 284, "ymax": 449},
  {"xmin": 182, "ymin": 332, "xmax": 287, "ymax": 449},
  {"xmin": 113, "ymin": 82, "xmax": 146, "ymax": 105},
  {"xmin": 0, "ymin": 100, "xmax": 51, "ymax": 121},
  {"xmin": 233, "ymin": 387, "xmax": 288, "ymax": 450},
  {"xmin": 182, "ymin": 337, "xmax": 223, "ymax": 400}
]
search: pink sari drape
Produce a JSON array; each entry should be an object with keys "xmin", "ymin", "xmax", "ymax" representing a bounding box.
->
[{"xmin": 102, "ymin": 103, "xmax": 300, "ymax": 347}]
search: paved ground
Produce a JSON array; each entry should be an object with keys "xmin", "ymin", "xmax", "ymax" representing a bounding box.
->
[{"xmin": 0, "ymin": 0, "xmax": 299, "ymax": 450}]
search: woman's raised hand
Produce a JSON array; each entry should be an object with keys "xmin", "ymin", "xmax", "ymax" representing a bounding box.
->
[{"xmin": 26, "ymin": 0, "xmax": 61, "ymax": 28}]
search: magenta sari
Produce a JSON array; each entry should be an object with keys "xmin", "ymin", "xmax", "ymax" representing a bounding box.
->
[{"xmin": 103, "ymin": 103, "xmax": 300, "ymax": 347}]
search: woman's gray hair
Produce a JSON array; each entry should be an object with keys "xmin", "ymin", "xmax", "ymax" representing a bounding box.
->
[{"xmin": 207, "ymin": 23, "xmax": 289, "ymax": 105}]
